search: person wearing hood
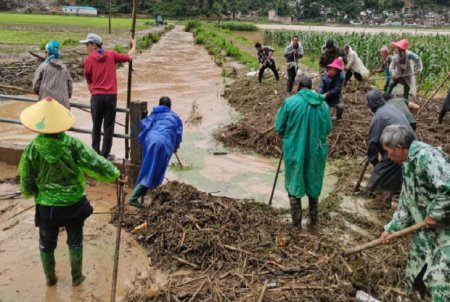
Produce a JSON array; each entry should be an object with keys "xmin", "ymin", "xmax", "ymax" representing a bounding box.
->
[
  {"xmin": 18, "ymin": 97, "xmax": 121, "ymax": 287},
  {"xmin": 387, "ymin": 39, "xmax": 423, "ymax": 99},
  {"xmin": 319, "ymin": 57, "xmax": 345, "ymax": 120},
  {"xmin": 284, "ymin": 35, "xmax": 304, "ymax": 94},
  {"xmin": 275, "ymin": 75, "xmax": 332, "ymax": 228},
  {"xmin": 80, "ymin": 33, "xmax": 136, "ymax": 160},
  {"xmin": 128, "ymin": 97, "xmax": 183, "ymax": 208},
  {"xmin": 379, "ymin": 124, "xmax": 450, "ymax": 302},
  {"xmin": 438, "ymin": 72, "xmax": 450, "ymax": 124},
  {"xmin": 343, "ymin": 44, "xmax": 369, "ymax": 86},
  {"xmin": 319, "ymin": 40, "xmax": 347, "ymax": 75},
  {"xmin": 33, "ymin": 40, "xmax": 73, "ymax": 108},
  {"xmin": 365, "ymin": 89, "xmax": 413, "ymax": 209}
]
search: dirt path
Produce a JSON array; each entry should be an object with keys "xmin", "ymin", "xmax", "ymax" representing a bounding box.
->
[
  {"xmin": 256, "ymin": 23, "xmax": 450, "ymax": 35},
  {"xmin": 0, "ymin": 163, "xmax": 150, "ymax": 302}
]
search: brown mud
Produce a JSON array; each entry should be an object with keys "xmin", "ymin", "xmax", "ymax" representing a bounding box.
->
[
  {"xmin": 115, "ymin": 180, "xmax": 426, "ymax": 302},
  {"xmin": 216, "ymin": 75, "xmax": 450, "ymax": 159},
  {"xmin": 0, "ymin": 163, "xmax": 150, "ymax": 302}
]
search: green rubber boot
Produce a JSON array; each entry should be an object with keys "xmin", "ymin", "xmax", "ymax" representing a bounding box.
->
[
  {"xmin": 128, "ymin": 184, "xmax": 148, "ymax": 208},
  {"xmin": 69, "ymin": 247, "xmax": 85, "ymax": 286},
  {"xmin": 40, "ymin": 250, "xmax": 58, "ymax": 286}
]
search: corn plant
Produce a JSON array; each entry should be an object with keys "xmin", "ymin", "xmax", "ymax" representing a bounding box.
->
[{"xmin": 265, "ymin": 30, "xmax": 450, "ymax": 91}]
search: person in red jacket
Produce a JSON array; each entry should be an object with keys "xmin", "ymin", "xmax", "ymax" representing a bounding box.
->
[{"xmin": 80, "ymin": 33, "xmax": 136, "ymax": 160}]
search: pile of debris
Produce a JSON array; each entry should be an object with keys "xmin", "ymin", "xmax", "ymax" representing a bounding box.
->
[
  {"xmin": 216, "ymin": 76, "xmax": 449, "ymax": 159},
  {"xmin": 0, "ymin": 51, "xmax": 84, "ymax": 95},
  {"xmin": 116, "ymin": 181, "xmax": 425, "ymax": 302}
]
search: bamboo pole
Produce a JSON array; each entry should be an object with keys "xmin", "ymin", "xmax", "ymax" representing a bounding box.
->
[{"xmin": 125, "ymin": 0, "xmax": 138, "ymax": 159}]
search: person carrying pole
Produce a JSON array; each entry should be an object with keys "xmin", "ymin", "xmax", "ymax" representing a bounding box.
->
[
  {"xmin": 255, "ymin": 42, "xmax": 280, "ymax": 84},
  {"xmin": 33, "ymin": 40, "xmax": 73, "ymax": 108},
  {"xmin": 128, "ymin": 97, "xmax": 183, "ymax": 208},
  {"xmin": 274, "ymin": 75, "xmax": 332, "ymax": 228},
  {"xmin": 379, "ymin": 124, "xmax": 450, "ymax": 302},
  {"xmin": 319, "ymin": 57, "xmax": 345, "ymax": 120},
  {"xmin": 18, "ymin": 97, "xmax": 121, "ymax": 287},
  {"xmin": 284, "ymin": 35, "xmax": 304, "ymax": 94},
  {"xmin": 80, "ymin": 33, "xmax": 136, "ymax": 161},
  {"xmin": 376, "ymin": 45, "xmax": 392, "ymax": 92},
  {"xmin": 438, "ymin": 72, "xmax": 450, "ymax": 124},
  {"xmin": 364, "ymin": 89, "xmax": 413, "ymax": 209},
  {"xmin": 387, "ymin": 39, "xmax": 423, "ymax": 100}
]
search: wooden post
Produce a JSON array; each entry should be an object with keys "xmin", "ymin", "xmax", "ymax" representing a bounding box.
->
[{"xmin": 127, "ymin": 100, "xmax": 148, "ymax": 186}]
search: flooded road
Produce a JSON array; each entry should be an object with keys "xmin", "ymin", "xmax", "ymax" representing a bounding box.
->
[{"xmin": 0, "ymin": 25, "xmax": 336, "ymax": 208}]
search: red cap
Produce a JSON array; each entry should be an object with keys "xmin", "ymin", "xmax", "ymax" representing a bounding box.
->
[
  {"xmin": 327, "ymin": 57, "xmax": 344, "ymax": 71},
  {"xmin": 392, "ymin": 39, "xmax": 409, "ymax": 51}
]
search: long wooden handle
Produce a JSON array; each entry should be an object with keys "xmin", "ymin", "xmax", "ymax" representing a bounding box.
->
[
  {"xmin": 354, "ymin": 158, "xmax": 369, "ymax": 192},
  {"xmin": 344, "ymin": 221, "xmax": 426, "ymax": 256}
]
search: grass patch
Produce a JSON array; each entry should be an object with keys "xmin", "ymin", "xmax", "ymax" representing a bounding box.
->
[
  {"xmin": 187, "ymin": 22, "xmax": 258, "ymax": 69},
  {"xmin": 0, "ymin": 29, "xmax": 86, "ymax": 45},
  {"xmin": 216, "ymin": 22, "xmax": 257, "ymax": 32},
  {"xmin": 0, "ymin": 12, "xmax": 147, "ymax": 30}
]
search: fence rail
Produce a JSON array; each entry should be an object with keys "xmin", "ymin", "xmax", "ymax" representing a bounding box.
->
[
  {"xmin": 0, "ymin": 94, "xmax": 130, "ymax": 113},
  {"xmin": 0, "ymin": 118, "xmax": 130, "ymax": 139}
]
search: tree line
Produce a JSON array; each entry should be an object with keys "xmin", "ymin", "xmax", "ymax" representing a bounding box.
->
[{"xmin": 62, "ymin": 0, "xmax": 450, "ymax": 19}]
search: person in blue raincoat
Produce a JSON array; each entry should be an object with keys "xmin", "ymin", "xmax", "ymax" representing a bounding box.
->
[
  {"xmin": 275, "ymin": 75, "xmax": 332, "ymax": 228},
  {"xmin": 128, "ymin": 97, "xmax": 183, "ymax": 208}
]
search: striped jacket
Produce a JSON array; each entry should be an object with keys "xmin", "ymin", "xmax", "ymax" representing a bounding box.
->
[{"xmin": 33, "ymin": 59, "xmax": 73, "ymax": 108}]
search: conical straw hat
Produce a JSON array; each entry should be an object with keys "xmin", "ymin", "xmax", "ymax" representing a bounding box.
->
[{"xmin": 20, "ymin": 96, "xmax": 75, "ymax": 134}]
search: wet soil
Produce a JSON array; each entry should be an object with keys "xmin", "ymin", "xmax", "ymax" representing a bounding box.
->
[
  {"xmin": 217, "ymin": 75, "xmax": 450, "ymax": 159},
  {"xmin": 0, "ymin": 163, "xmax": 150, "ymax": 302}
]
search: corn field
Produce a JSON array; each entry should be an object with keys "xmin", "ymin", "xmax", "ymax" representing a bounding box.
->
[{"xmin": 265, "ymin": 30, "xmax": 450, "ymax": 92}]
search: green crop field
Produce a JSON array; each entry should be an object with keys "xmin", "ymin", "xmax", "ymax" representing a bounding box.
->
[
  {"xmin": 0, "ymin": 12, "xmax": 148, "ymax": 29},
  {"xmin": 0, "ymin": 13, "xmax": 150, "ymax": 46},
  {"xmin": 265, "ymin": 30, "xmax": 450, "ymax": 91}
]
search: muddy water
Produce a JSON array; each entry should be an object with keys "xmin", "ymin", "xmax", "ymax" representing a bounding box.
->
[
  {"xmin": 0, "ymin": 163, "xmax": 150, "ymax": 302},
  {"xmin": 0, "ymin": 25, "xmax": 336, "ymax": 209}
]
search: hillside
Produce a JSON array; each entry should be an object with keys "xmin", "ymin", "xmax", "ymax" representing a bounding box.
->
[{"xmin": 1, "ymin": 0, "xmax": 449, "ymax": 19}]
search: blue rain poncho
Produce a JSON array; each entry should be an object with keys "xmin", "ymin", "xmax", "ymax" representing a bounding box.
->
[
  {"xmin": 137, "ymin": 106, "xmax": 183, "ymax": 189},
  {"xmin": 275, "ymin": 89, "xmax": 332, "ymax": 198}
]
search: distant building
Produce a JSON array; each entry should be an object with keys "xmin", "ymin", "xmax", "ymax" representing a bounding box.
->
[
  {"xmin": 62, "ymin": 6, "xmax": 97, "ymax": 16},
  {"xmin": 268, "ymin": 9, "xmax": 298, "ymax": 23}
]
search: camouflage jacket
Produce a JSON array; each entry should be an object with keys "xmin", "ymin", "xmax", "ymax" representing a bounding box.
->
[{"xmin": 385, "ymin": 141, "xmax": 450, "ymax": 300}]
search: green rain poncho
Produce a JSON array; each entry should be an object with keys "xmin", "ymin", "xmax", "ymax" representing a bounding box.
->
[
  {"xmin": 384, "ymin": 141, "xmax": 450, "ymax": 302},
  {"xmin": 19, "ymin": 133, "xmax": 120, "ymax": 206},
  {"xmin": 275, "ymin": 89, "xmax": 332, "ymax": 198}
]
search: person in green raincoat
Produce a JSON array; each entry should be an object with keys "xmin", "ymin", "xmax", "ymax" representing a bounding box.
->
[
  {"xmin": 275, "ymin": 75, "xmax": 332, "ymax": 228},
  {"xmin": 18, "ymin": 96, "xmax": 121, "ymax": 287},
  {"xmin": 379, "ymin": 124, "xmax": 450, "ymax": 302}
]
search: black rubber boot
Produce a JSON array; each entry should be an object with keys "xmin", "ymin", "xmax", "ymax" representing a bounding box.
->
[
  {"xmin": 336, "ymin": 107, "xmax": 344, "ymax": 120},
  {"xmin": 289, "ymin": 197, "xmax": 302, "ymax": 228},
  {"xmin": 438, "ymin": 110, "xmax": 446, "ymax": 124},
  {"xmin": 308, "ymin": 197, "xmax": 319, "ymax": 227},
  {"xmin": 40, "ymin": 250, "xmax": 58, "ymax": 286}
]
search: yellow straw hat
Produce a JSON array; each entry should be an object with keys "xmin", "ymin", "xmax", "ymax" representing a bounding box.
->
[{"xmin": 20, "ymin": 96, "xmax": 75, "ymax": 134}]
